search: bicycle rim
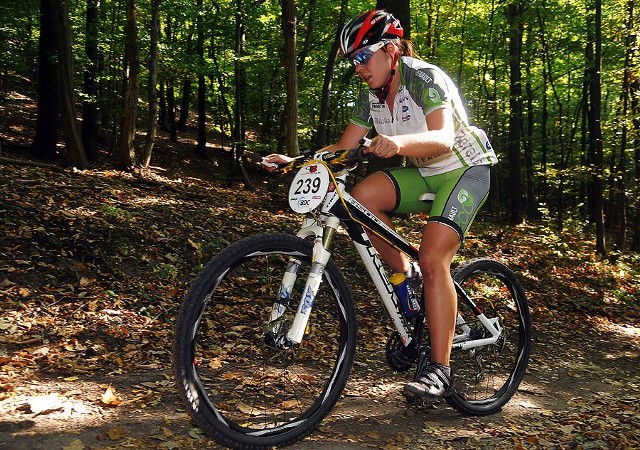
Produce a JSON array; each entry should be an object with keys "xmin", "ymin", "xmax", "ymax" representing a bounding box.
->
[
  {"xmin": 173, "ymin": 234, "xmax": 356, "ymax": 449},
  {"xmin": 448, "ymin": 258, "xmax": 531, "ymax": 415}
]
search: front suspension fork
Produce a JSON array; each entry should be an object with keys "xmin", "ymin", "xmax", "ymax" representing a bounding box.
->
[{"xmin": 267, "ymin": 216, "xmax": 340, "ymax": 348}]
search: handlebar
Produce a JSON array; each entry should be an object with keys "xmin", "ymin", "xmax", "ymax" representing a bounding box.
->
[{"xmin": 262, "ymin": 138, "xmax": 372, "ymax": 174}]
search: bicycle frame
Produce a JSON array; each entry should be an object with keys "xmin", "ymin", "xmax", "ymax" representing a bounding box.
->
[{"xmin": 270, "ymin": 158, "xmax": 502, "ymax": 352}]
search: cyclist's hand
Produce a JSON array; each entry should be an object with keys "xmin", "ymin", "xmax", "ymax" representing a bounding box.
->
[
  {"xmin": 261, "ymin": 154, "xmax": 293, "ymax": 171},
  {"xmin": 366, "ymin": 134, "xmax": 402, "ymax": 158}
]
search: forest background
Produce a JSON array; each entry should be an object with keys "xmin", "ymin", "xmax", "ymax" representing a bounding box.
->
[
  {"xmin": 1, "ymin": 0, "xmax": 640, "ymax": 448},
  {"xmin": 1, "ymin": 0, "xmax": 640, "ymax": 257}
]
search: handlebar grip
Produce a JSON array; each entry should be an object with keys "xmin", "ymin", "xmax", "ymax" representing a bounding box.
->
[{"xmin": 359, "ymin": 137, "xmax": 372, "ymax": 148}]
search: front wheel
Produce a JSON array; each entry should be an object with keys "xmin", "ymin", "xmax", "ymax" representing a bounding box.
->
[
  {"xmin": 447, "ymin": 258, "xmax": 531, "ymax": 415},
  {"xmin": 173, "ymin": 233, "xmax": 356, "ymax": 449}
]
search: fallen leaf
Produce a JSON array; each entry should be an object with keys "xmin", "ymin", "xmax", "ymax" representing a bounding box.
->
[
  {"xmin": 101, "ymin": 385, "xmax": 123, "ymax": 406},
  {"xmin": 62, "ymin": 439, "xmax": 85, "ymax": 450},
  {"xmin": 107, "ymin": 425, "xmax": 126, "ymax": 440}
]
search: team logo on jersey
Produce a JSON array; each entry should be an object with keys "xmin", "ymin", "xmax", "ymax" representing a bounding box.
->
[{"xmin": 428, "ymin": 88, "xmax": 441, "ymax": 103}]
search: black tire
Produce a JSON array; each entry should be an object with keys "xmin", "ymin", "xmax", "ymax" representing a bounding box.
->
[
  {"xmin": 447, "ymin": 258, "xmax": 531, "ymax": 415},
  {"xmin": 173, "ymin": 233, "xmax": 356, "ymax": 449}
]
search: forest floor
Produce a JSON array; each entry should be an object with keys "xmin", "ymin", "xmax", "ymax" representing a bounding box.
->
[{"xmin": 0, "ymin": 91, "xmax": 639, "ymax": 450}]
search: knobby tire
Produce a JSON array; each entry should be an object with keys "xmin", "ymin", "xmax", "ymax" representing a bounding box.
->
[
  {"xmin": 173, "ymin": 233, "xmax": 357, "ymax": 449},
  {"xmin": 447, "ymin": 257, "xmax": 532, "ymax": 415}
]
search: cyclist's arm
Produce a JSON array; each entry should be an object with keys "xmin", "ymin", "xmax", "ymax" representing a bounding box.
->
[
  {"xmin": 261, "ymin": 123, "xmax": 369, "ymax": 170},
  {"xmin": 368, "ymin": 108, "xmax": 455, "ymax": 159}
]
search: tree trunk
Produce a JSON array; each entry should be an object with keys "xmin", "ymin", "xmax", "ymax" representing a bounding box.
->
[
  {"xmin": 164, "ymin": 20, "xmax": 178, "ymax": 142},
  {"xmin": 141, "ymin": 0, "xmax": 159, "ymax": 167},
  {"xmin": 52, "ymin": 0, "xmax": 88, "ymax": 169},
  {"xmin": 81, "ymin": 0, "xmax": 99, "ymax": 161},
  {"xmin": 31, "ymin": 0, "xmax": 58, "ymax": 161},
  {"xmin": 159, "ymin": 82, "xmax": 168, "ymax": 131},
  {"xmin": 195, "ymin": 0, "xmax": 207, "ymax": 158},
  {"xmin": 118, "ymin": 0, "xmax": 140, "ymax": 170},
  {"xmin": 631, "ymin": 71, "xmax": 640, "ymax": 251},
  {"xmin": 506, "ymin": 2, "xmax": 524, "ymax": 225},
  {"xmin": 615, "ymin": 0, "xmax": 634, "ymax": 250},
  {"xmin": 524, "ymin": 55, "xmax": 535, "ymax": 219},
  {"xmin": 456, "ymin": 0, "xmax": 469, "ymax": 85},
  {"xmin": 425, "ymin": 0, "xmax": 439, "ymax": 58},
  {"xmin": 167, "ymin": 82, "xmax": 177, "ymax": 142},
  {"xmin": 296, "ymin": 0, "xmax": 315, "ymax": 72},
  {"xmin": 314, "ymin": 0, "xmax": 348, "ymax": 149},
  {"xmin": 281, "ymin": 0, "xmax": 299, "ymax": 157},
  {"xmin": 177, "ymin": 79, "xmax": 191, "ymax": 132},
  {"xmin": 228, "ymin": 0, "xmax": 253, "ymax": 189},
  {"xmin": 588, "ymin": 0, "xmax": 606, "ymax": 255}
]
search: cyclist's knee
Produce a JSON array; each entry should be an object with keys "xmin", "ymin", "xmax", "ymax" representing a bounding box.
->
[
  {"xmin": 418, "ymin": 229, "xmax": 459, "ymax": 281},
  {"xmin": 352, "ymin": 173, "xmax": 396, "ymax": 211},
  {"xmin": 418, "ymin": 254, "xmax": 450, "ymax": 282}
]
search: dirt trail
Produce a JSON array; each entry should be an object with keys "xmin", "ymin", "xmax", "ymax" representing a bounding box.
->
[{"xmin": 2, "ymin": 314, "xmax": 638, "ymax": 450}]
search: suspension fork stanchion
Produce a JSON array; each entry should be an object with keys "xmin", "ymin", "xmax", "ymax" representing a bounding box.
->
[
  {"xmin": 284, "ymin": 216, "xmax": 340, "ymax": 346},
  {"xmin": 268, "ymin": 257, "xmax": 301, "ymax": 326},
  {"xmin": 268, "ymin": 215, "xmax": 322, "ymax": 329}
]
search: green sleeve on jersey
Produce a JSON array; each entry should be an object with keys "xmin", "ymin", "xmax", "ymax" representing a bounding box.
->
[
  {"xmin": 349, "ymin": 89, "xmax": 372, "ymax": 129},
  {"xmin": 407, "ymin": 66, "xmax": 451, "ymax": 115}
]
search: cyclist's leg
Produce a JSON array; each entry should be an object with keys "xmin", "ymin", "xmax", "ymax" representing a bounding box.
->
[
  {"xmin": 422, "ymin": 165, "xmax": 491, "ymax": 364},
  {"xmin": 350, "ymin": 169, "xmax": 425, "ymax": 273},
  {"xmin": 405, "ymin": 165, "xmax": 491, "ymax": 399},
  {"xmin": 419, "ymin": 222, "xmax": 460, "ymax": 366},
  {"xmin": 352, "ymin": 167, "xmax": 433, "ymax": 273}
]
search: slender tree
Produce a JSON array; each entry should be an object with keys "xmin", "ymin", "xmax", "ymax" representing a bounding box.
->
[
  {"xmin": 195, "ymin": 0, "xmax": 207, "ymax": 158},
  {"xmin": 615, "ymin": 0, "xmax": 635, "ymax": 250},
  {"xmin": 506, "ymin": 1, "xmax": 525, "ymax": 224},
  {"xmin": 52, "ymin": 0, "xmax": 88, "ymax": 168},
  {"xmin": 314, "ymin": 0, "xmax": 348, "ymax": 148},
  {"xmin": 81, "ymin": 0, "xmax": 99, "ymax": 161},
  {"xmin": 632, "ymin": 70, "xmax": 640, "ymax": 250},
  {"xmin": 141, "ymin": 0, "xmax": 160, "ymax": 167},
  {"xmin": 587, "ymin": 0, "xmax": 606, "ymax": 255},
  {"xmin": 228, "ymin": 0, "xmax": 252, "ymax": 189},
  {"xmin": 177, "ymin": 79, "xmax": 191, "ymax": 132},
  {"xmin": 281, "ymin": 0, "xmax": 299, "ymax": 156},
  {"xmin": 31, "ymin": 0, "xmax": 58, "ymax": 160},
  {"xmin": 118, "ymin": 0, "xmax": 140, "ymax": 170}
]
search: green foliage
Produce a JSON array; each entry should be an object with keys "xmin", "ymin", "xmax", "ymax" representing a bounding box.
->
[
  {"xmin": 1, "ymin": 0, "xmax": 639, "ymax": 252},
  {"xmin": 100, "ymin": 205, "xmax": 132, "ymax": 222},
  {"xmin": 151, "ymin": 262, "xmax": 178, "ymax": 282}
]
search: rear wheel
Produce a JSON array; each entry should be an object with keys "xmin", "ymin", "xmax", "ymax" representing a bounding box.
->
[
  {"xmin": 173, "ymin": 233, "xmax": 356, "ymax": 449},
  {"xmin": 447, "ymin": 258, "xmax": 531, "ymax": 415}
]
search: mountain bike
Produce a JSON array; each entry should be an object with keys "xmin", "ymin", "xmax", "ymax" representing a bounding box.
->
[{"xmin": 172, "ymin": 141, "xmax": 532, "ymax": 449}]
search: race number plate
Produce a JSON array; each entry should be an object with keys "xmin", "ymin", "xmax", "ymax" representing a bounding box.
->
[{"xmin": 288, "ymin": 162, "xmax": 330, "ymax": 214}]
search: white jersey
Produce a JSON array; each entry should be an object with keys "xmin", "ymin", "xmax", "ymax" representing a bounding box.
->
[{"xmin": 350, "ymin": 57, "xmax": 498, "ymax": 176}]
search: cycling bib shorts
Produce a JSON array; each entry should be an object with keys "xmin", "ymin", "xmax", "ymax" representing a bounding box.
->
[{"xmin": 383, "ymin": 165, "xmax": 491, "ymax": 241}]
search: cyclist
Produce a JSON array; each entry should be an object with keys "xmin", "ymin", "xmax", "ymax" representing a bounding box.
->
[{"xmin": 262, "ymin": 9, "xmax": 497, "ymax": 402}]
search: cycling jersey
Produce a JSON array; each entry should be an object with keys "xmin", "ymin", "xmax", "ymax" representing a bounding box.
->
[{"xmin": 350, "ymin": 57, "xmax": 498, "ymax": 176}]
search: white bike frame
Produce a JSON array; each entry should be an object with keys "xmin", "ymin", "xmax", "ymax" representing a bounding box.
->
[{"xmin": 270, "ymin": 155, "xmax": 502, "ymax": 352}]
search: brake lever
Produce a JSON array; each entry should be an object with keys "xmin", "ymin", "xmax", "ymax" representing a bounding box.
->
[{"xmin": 345, "ymin": 138, "xmax": 372, "ymax": 165}]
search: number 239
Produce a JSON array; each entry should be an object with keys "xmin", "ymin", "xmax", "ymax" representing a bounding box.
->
[{"xmin": 293, "ymin": 177, "xmax": 322, "ymax": 195}]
